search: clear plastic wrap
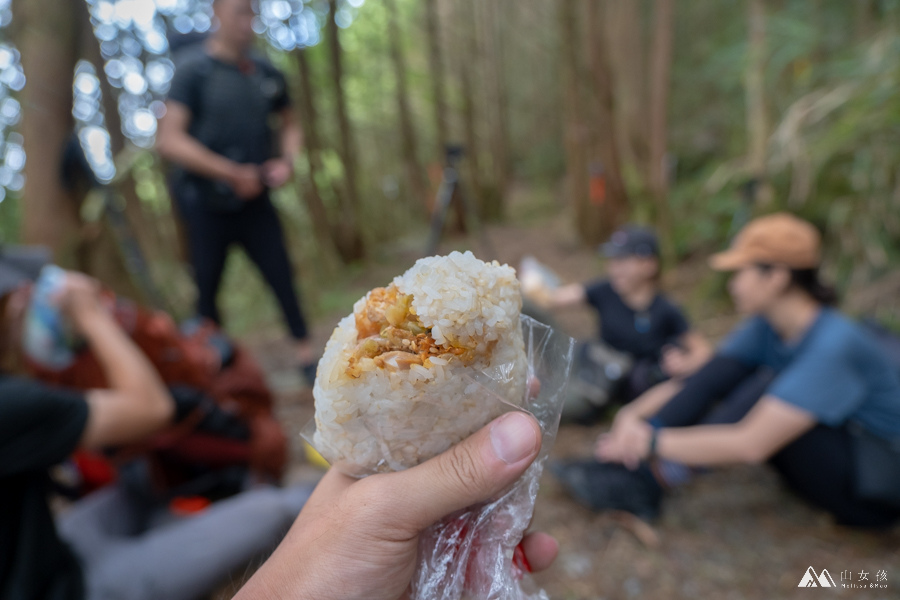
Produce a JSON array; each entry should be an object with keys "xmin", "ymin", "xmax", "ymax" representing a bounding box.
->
[{"xmin": 304, "ymin": 315, "xmax": 575, "ymax": 600}]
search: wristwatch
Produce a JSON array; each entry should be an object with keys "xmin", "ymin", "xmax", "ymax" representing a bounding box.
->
[{"xmin": 648, "ymin": 427, "xmax": 659, "ymax": 459}]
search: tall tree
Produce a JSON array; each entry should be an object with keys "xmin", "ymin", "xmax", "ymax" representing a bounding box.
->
[
  {"xmin": 605, "ymin": 0, "xmax": 648, "ymax": 184},
  {"xmin": 855, "ymin": 0, "xmax": 875, "ymax": 38},
  {"xmin": 326, "ymin": 0, "xmax": 364, "ymax": 260},
  {"xmin": 559, "ymin": 0, "xmax": 591, "ymax": 243},
  {"xmin": 424, "ymin": 0, "xmax": 449, "ymax": 162},
  {"xmin": 14, "ymin": 0, "xmax": 82, "ymax": 262},
  {"xmin": 587, "ymin": 0, "xmax": 629, "ymax": 239},
  {"xmin": 745, "ymin": 0, "xmax": 772, "ymax": 205},
  {"xmin": 385, "ymin": 0, "xmax": 429, "ymax": 218},
  {"xmin": 14, "ymin": 0, "xmax": 139, "ymax": 299},
  {"xmin": 479, "ymin": 0, "xmax": 510, "ymax": 221},
  {"xmin": 647, "ymin": 0, "xmax": 675, "ymax": 256},
  {"xmin": 455, "ymin": 0, "xmax": 485, "ymax": 224},
  {"xmin": 77, "ymin": 0, "xmax": 152, "ymax": 302},
  {"xmin": 292, "ymin": 48, "xmax": 346, "ymax": 264}
]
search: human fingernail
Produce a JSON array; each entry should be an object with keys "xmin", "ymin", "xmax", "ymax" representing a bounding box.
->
[{"xmin": 490, "ymin": 412, "xmax": 539, "ymax": 464}]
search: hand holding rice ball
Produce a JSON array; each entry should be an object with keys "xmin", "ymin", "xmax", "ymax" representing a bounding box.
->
[
  {"xmin": 312, "ymin": 251, "xmax": 528, "ymax": 476},
  {"xmin": 304, "ymin": 251, "xmax": 574, "ymax": 600}
]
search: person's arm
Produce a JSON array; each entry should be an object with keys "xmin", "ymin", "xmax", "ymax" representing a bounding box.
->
[
  {"xmin": 596, "ymin": 354, "xmax": 757, "ymax": 466},
  {"xmin": 598, "ymin": 395, "xmax": 816, "ymax": 469},
  {"xmin": 619, "ymin": 379, "xmax": 684, "ymax": 420},
  {"xmin": 156, "ymin": 100, "xmax": 263, "ymax": 199},
  {"xmin": 60, "ymin": 275, "xmax": 174, "ymax": 450},
  {"xmin": 529, "ymin": 283, "xmax": 586, "ymax": 311},
  {"xmin": 655, "ymin": 395, "xmax": 816, "ymax": 465},
  {"xmin": 661, "ymin": 330, "xmax": 712, "ymax": 378},
  {"xmin": 280, "ymin": 107, "xmax": 302, "ymax": 163},
  {"xmin": 261, "ymin": 108, "xmax": 303, "ymax": 188},
  {"xmin": 593, "ymin": 380, "xmax": 682, "ymax": 464}
]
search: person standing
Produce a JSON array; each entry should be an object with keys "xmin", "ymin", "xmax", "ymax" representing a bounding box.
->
[{"xmin": 157, "ymin": 0, "xmax": 317, "ymax": 381}]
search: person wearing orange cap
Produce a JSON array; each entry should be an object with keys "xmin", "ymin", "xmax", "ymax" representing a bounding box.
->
[{"xmin": 555, "ymin": 213, "xmax": 900, "ymax": 527}]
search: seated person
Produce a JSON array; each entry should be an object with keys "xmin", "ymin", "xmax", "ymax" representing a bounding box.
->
[
  {"xmin": 0, "ymin": 260, "xmax": 311, "ymax": 600},
  {"xmin": 6, "ymin": 267, "xmax": 288, "ymax": 502},
  {"xmin": 554, "ymin": 213, "xmax": 900, "ymax": 528},
  {"xmin": 535, "ymin": 226, "xmax": 709, "ymax": 416}
]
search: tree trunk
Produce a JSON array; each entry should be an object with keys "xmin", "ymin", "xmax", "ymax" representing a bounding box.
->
[
  {"xmin": 385, "ymin": 0, "xmax": 429, "ymax": 218},
  {"xmin": 587, "ymin": 0, "xmax": 629, "ymax": 240},
  {"xmin": 326, "ymin": 0, "xmax": 364, "ymax": 260},
  {"xmin": 855, "ymin": 0, "xmax": 875, "ymax": 39},
  {"xmin": 745, "ymin": 0, "xmax": 772, "ymax": 206},
  {"xmin": 15, "ymin": 0, "xmax": 82, "ymax": 263},
  {"xmin": 456, "ymin": 0, "xmax": 485, "ymax": 225},
  {"xmin": 77, "ymin": 1, "xmax": 152, "ymax": 302},
  {"xmin": 293, "ymin": 48, "xmax": 347, "ymax": 264},
  {"xmin": 424, "ymin": 0, "xmax": 449, "ymax": 161},
  {"xmin": 647, "ymin": 0, "xmax": 675, "ymax": 258},
  {"xmin": 480, "ymin": 0, "xmax": 510, "ymax": 221},
  {"xmin": 605, "ymin": 0, "xmax": 648, "ymax": 186},
  {"xmin": 559, "ymin": 0, "xmax": 592, "ymax": 244}
]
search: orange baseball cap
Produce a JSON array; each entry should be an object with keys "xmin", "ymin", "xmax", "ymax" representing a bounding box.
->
[{"xmin": 709, "ymin": 213, "xmax": 821, "ymax": 271}]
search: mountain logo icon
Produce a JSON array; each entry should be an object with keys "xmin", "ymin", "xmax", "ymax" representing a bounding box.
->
[{"xmin": 798, "ymin": 566, "xmax": 836, "ymax": 587}]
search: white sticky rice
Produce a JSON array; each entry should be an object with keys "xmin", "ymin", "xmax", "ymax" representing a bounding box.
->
[{"xmin": 312, "ymin": 251, "xmax": 527, "ymax": 475}]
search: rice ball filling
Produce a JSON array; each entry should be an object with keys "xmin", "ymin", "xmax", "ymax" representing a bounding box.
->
[{"xmin": 347, "ymin": 284, "xmax": 478, "ymax": 378}]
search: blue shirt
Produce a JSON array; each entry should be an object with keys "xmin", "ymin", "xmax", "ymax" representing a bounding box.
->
[{"xmin": 720, "ymin": 309, "xmax": 900, "ymax": 439}]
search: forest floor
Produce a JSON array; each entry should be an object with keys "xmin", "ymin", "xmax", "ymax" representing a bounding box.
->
[{"xmin": 234, "ymin": 187, "xmax": 900, "ymax": 600}]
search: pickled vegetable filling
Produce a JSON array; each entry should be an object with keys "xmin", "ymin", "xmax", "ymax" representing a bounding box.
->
[{"xmin": 348, "ymin": 285, "xmax": 465, "ymax": 377}]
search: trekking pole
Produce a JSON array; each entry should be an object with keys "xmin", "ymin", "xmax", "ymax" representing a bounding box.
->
[{"xmin": 425, "ymin": 145, "xmax": 497, "ymax": 259}]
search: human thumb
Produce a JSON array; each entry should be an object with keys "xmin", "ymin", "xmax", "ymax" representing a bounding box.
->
[{"xmin": 380, "ymin": 411, "xmax": 542, "ymax": 533}]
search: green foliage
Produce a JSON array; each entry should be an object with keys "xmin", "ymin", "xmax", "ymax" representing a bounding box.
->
[
  {"xmin": 0, "ymin": 194, "xmax": 20, "ymax": 244},
  {"xmin": 764, "ymin": 27, "xmax": 900, "ymax": 286},
  {"xmin": 9, "ymin": 0, "xmax": 900, "ymax": 330},
  {"xmin": 666, "ymin": 0, "xmax": 900, "ymax": 297}
]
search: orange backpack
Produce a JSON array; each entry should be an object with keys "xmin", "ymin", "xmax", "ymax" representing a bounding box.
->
[{"xmin": 22, "ymin": 291, "xmax": 287, "ymax": 500}]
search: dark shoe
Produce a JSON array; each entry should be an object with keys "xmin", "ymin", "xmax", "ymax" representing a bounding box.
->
[
  {"xmin": 550, "ymin": 459, "xmax": 663, "ymax": 521},
  {"xmin": 300, "ymin": 361, "xmax": 318, "ymax": 387}
]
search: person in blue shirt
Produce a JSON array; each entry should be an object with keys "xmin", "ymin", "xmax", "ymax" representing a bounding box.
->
[{"xmin": 556, "ymin": 213, "xmax": 900, "ymax": 527}]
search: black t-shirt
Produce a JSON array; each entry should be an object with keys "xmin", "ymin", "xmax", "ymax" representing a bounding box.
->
[
  {"xmin": 0, "ymin": 376, "xmax": 89, "ymax": 600},
  {"xmin": 167, "ymin": 45, "xmax": 291, "ymax": 212},
  {"xmin": 583, "ymin": 280, "xmax": 690, "ymax": 361}
]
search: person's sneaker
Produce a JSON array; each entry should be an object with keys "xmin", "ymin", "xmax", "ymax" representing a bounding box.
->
[
  {"xmin": 300, "ymin": 361, "xmax": 318, "ymax": 387},
  {"xmin": 550, "ymin": 459, "xmax": 663, "ymax": 521}
]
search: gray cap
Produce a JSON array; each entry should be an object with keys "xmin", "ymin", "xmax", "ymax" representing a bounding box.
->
[
  {"xmin": 599, "ymin": 226, "xmax": 660, "ymax": 259},
  {"xmin": 0, "ymin": 245, "xmax": 51, "ymax": 298}
]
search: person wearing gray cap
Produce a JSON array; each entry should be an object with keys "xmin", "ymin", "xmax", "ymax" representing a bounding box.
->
[
  {"xmin": 0, "ymin": 244, "xmax": 51, "ymax": 298},
  {"xmin": 533, "ymin": 225, "xmax": 710, "ymax": 421}
]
